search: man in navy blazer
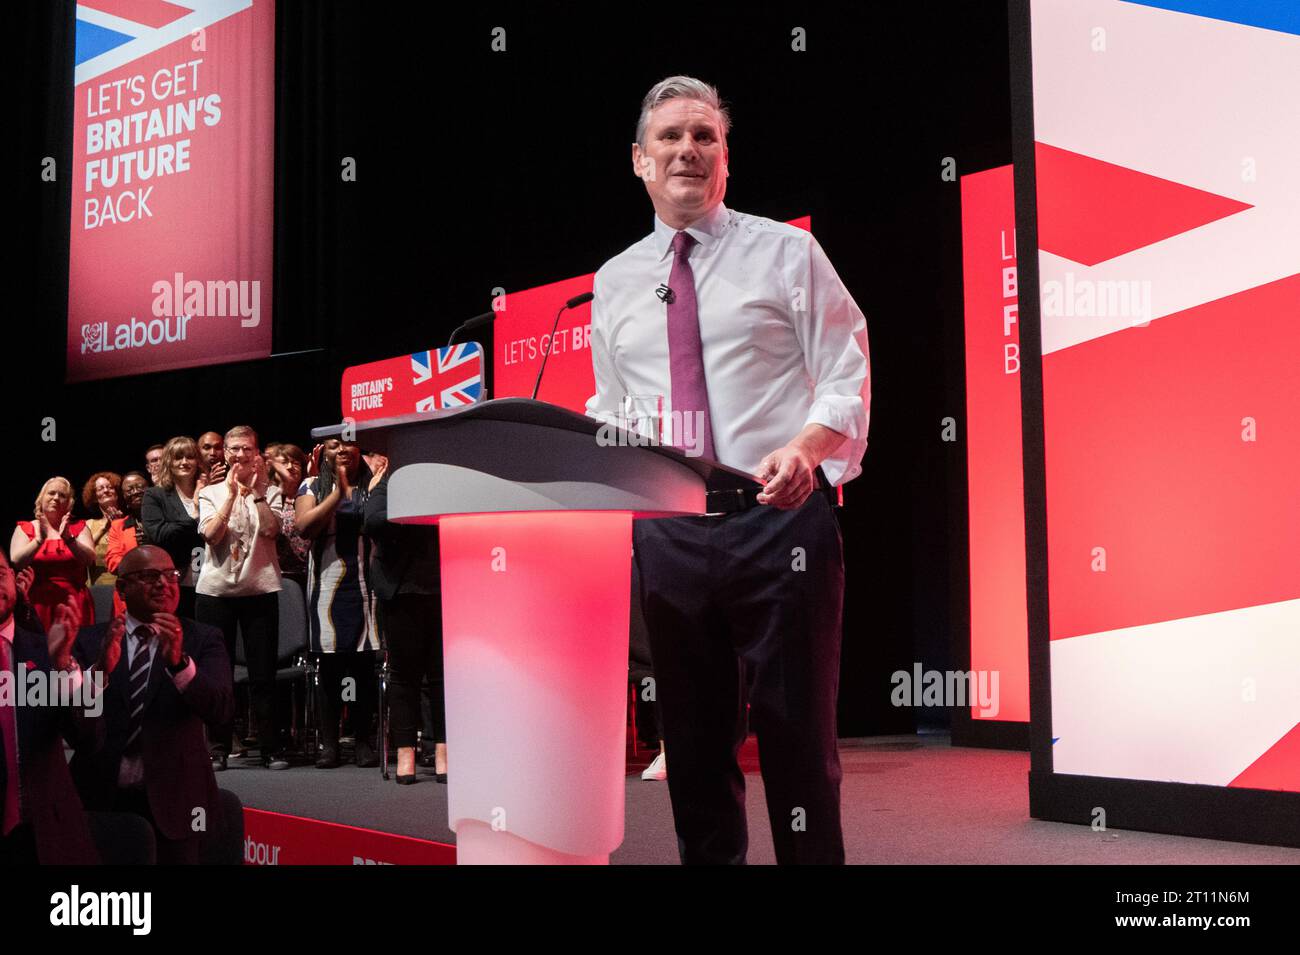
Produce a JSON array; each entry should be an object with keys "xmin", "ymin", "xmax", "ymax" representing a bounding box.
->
[
  {"xmin": 0, "ymin": 551, "xmax": 99, "ymax": 865},
  {"xmin": 72, "ymin": 545, "xmax": 233, "ymax": 864}
]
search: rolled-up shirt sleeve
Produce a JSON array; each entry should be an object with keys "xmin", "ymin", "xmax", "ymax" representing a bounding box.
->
[
  {"xmin": 583, "ymin": 271, "xmax": 629, "ymax": 428},
  {"xmin": 788, "ymin": 234, "xmax": 871, "ymax": 485}
]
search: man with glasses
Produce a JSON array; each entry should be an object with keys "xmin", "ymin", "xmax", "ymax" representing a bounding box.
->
[
  {"xmin": 144, "ymin": 444, "xmax": 165, "ymax": 486},
  {"xmin": 71, "ymin": 545, "xmax": 233, "ymax": 863},
  {"xmin": 195, "ymin": 425, "xmax": 286, "ymax": 770}
]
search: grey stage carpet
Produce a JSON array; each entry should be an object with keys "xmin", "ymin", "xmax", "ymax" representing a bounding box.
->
[{"xmin": 219, "ymin": 733, "xmax": 1300, "ymax": 864}]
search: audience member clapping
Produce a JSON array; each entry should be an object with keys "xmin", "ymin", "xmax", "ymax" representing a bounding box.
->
[
  {"xmin": 81, "ymin": 471, "xmax": 124, "ymax": 586},
  {"xmin": 9, "ymin": 477, "xmax": 98, "ymax": 632}
]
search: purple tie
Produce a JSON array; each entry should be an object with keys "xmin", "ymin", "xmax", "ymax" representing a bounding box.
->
[{"xmin": 666, "ymin": 231, "xmax": 717, "ymax": 460}]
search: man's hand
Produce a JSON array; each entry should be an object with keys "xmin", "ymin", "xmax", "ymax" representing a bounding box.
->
[
  {"xmin": 271, "ymin": 457, "xmax": 294, "ymax": 487},
  {"xmin": 208, "ymin": 460, "xmax": 228, "ymax": 485},
  {"xmin": 152, "ymin": 612, "xmax": 184, "ymax": 666},
  {"xmin": 250, "ymin": 455, "xmax": 270, "ymax": 495},
  {"xmin": 47, "ymin": 599, "xmax": 83, "ymax": 670},
  {"xmin": 98, "ymin": 615, "xmax": 126, "ymax": 677},
  {"xmin": 367, "ymin": 455, "xmax": 389, "ymax": 492},
  {"xmin": 754, "ymin": 424, "xmax": 846, "ymax": 509},
  {"xmin": 225, "ymin": 459, "xmax": 243, "ymax": 491},
  {"xmin": 754, "ymin": 445, "xmax": 818, "ymax": 510},
  {"xmin": 15, "ymin": 566, "xmax": 34, "ymax": 601}
]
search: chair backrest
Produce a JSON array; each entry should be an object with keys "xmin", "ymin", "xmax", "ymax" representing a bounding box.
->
[
  {"xmin": 199, "ymin": 788, "xmax": 245, "ymax": 865},
  {"xmin": 230, "ymin": 579, "xmax": 308, "ymax": 665},
  {"xmin": 90, "ymin": 584, "xmax": 116, "ymax": 625},
  {"xmin": 86, "ymin": 810, "xmax": 156, "ymax": 864},
  {"xmin": 278, "ymin": 578, "xmax": 308, "ymax": 663}
]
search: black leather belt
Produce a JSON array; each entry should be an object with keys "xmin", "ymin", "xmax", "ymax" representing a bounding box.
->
[{"xmin": 704, "ymin": 467, "xmax": 837, "ymax": 514}]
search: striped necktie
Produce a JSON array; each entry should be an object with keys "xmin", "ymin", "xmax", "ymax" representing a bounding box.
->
[
  {"xmin": 0, "ymin": 638, "xmax": 20, "ymax": 835},
  {"xmin": 124, "ymin": 626, "xmax": 155, "ymax": 757},
  {"xmin": 666, "ymin": 230, "xmax": 717, "ymax": 460}
]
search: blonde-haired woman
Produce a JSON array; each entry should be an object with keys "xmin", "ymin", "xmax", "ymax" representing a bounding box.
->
[
  {"xmin": 141, "ymin": 435, "xmax": 205, "ymax": 618},
  {"xmin": 10, "ymin": 476, "xmax": 97, "ymax": 631}
]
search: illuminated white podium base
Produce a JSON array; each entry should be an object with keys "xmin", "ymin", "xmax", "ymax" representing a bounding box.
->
[{"xmin": 440, "ymin": 511, "xmax": 632, "ymax": 865}]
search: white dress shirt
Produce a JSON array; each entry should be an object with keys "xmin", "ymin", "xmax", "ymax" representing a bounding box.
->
[
  {"xmin": 584, "ymin": 202, "xmax": 871, "ymax": 485},
  {"xmin": 196, "ymin": 482, "xmax": 283, "ymax": 598}
]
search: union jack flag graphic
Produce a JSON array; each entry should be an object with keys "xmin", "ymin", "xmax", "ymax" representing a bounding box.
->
[{"xmin": 412, "ymin": 342, "xmax": 483, "ymax": 412}]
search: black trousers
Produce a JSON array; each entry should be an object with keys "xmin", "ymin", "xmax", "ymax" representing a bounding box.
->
[
  {"xmin": 315, "ymin": 651, "xmax": 378, "ymax": 746},
  {"xmin": 633, "ymin": 492, "xmax": 846, "ymax": 865},
  {"xmin": 0, "ymin": 824, "xmax": 37, "ymax": 865},
  {"xmin": 381, "ymin": 593, "xmax": 445, "ymax": 749},
  {"xmin": 629, "ymin": 562, "xmax": 663, "ymax": 746},
  {"xmin": 111, "ymin": 787, "xmax": 200, "ymax": 865},
  {"xmin": 196, "ymin": 591, "xmax": 280, "ymax": 757}
]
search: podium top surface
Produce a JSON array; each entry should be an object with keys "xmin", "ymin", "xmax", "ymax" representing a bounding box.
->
[{"xmin": 311, "ymin": 397, "xmax": 762, "ymax": 492}]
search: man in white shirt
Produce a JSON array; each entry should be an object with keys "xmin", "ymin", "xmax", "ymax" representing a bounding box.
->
[
  {"xmin": 586, "ymin": 76, "xmax": 870, "ymax": 864},
  {"xmin": 195, "ymin": 425, "xmax": 286, "ymax": 770}
]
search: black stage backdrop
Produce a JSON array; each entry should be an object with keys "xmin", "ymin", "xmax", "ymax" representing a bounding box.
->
[{"xmin": 12, "ymin": 1, "xmax": 1013, "ymax": 737}]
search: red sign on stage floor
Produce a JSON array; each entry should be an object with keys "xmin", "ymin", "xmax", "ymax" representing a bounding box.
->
[{"xmin": 242, "ymin": 808, "xmax": 455, "ymax": 865}]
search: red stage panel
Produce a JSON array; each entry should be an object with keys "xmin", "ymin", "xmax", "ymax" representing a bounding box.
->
[
  {"xmin": 1035, "ymin": 142, "xmax": 1252, "ymax": 266},
  {"xmin": 1043, "ymin": 274, "xmax": 1300, "ymax": 641},
  {"xmin": 1230, "ymin": 722, "xmax": 1300, "ymax": 791},
  {"xmin": 960, "ymin": 164, "xmax": 1028, "ymax": 722}
]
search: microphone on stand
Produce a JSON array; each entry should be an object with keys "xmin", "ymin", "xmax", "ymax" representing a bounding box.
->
[
  {"xmin": 531, "ymin": 292, "xmax": 594, "ymax": 401},
  {"xmin": 447, "ymin": 310, "xmax": 495, "ymax": 347}
]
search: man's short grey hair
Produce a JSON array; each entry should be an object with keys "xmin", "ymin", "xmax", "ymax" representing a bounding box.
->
[
  {"xmin": 224, "ymin": 424, "xmax": 258, "ymax": 448},
  {"xmin": 635, "ymin": 75, "xmax": 731, "ymax": 148}
]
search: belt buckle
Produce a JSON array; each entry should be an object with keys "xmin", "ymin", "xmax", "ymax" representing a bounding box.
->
[{"xmin": 706, "ymin": 487, "xmax": 746, "ymax": 516}]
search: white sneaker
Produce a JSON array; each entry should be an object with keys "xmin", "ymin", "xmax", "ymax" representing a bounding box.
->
[{"xmin": 641, "ymin": 751, "xmax": 667, "ymax": 781}]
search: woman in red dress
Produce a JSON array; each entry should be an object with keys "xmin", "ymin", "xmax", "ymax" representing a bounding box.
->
[{"xmin": 9, "ymin": 476, "xmax": 97, "ymax": 632}]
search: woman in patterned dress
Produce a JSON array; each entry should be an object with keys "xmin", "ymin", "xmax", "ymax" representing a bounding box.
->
[
  {"xmin": 295, "ymin": 439, "xmax": 379, "ymax": 768},
  {"xmin": 268, "ymin": 443, "xmax": 310, "ymax": 592}
]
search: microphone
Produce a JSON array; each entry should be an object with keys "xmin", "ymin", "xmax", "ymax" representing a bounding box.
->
[
  {"xmin": 655, "ymin": 284, "xmax": 675, "ymax": 304},
  {"xmin": 447, "ymin": 310, "xmax": 495, "ymax": 347},
  {"xmin": 531, "ymin": 292, "xmax": 594, "ymax": 401}
]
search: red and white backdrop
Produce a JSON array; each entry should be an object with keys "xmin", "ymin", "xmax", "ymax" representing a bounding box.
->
[
  {"xmin": 1030, "ymin": 0, "xmax": 1300, "ymax": 789},
  {"xmin": 67, "ymin": 0, "xmax": 274, "ymax": 382}
]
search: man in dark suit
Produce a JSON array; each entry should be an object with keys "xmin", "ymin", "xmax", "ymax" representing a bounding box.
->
[
  {"xmin": 72, "ymin": 545, "xmax": 233, "ymax": 864},
  {"xmin": 0, "ymin": 550, "xmax": 99, "ymax": 864}
]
